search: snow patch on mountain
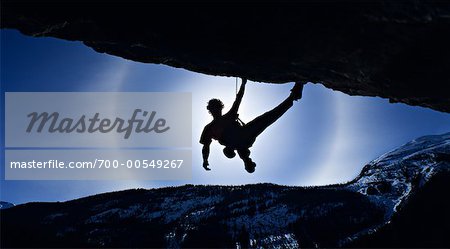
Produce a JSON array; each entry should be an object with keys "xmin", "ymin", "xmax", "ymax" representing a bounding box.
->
[
  {"xmin": 250, "ymin": 233, "xmax": 300, "ymax": 249},
  {"xmin": 342, "ymin": 132, "xmax": 450, "ymax": 244},
  {"xmin": 348, "ymin": 132, "xmax": 449, "ymax": 214},
  {"xmin": 0, "ymin": 201, "xmax": 15, "ymax": 209},
  {"xmin": 159, "ymin": 194, "xmax": 223, "ymax": 223}
]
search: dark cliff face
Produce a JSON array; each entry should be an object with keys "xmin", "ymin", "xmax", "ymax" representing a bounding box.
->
[{"xmin": 2, "ymin": 0, "xmax": 450, "ymax": 112}]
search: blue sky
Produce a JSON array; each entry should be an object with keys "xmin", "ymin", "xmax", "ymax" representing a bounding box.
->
[{"xmin": 1, "ymin": 29, "xmax": 450, "ymax": 204}]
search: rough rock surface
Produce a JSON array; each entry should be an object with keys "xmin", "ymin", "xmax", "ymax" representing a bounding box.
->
[{"xmin": 2, "ymin": 0, "xmax": 450, "ymax": 112}]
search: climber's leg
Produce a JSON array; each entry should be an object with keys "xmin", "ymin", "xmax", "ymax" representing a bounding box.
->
[
  {"xmin": 245, "ymin": 97, "xmax": 292, "ymax": 140},
  {"xmin": 237, "ymin": 148, "xmax": 256, "ymax": 173},
  {"xmin": 244, "ymin": 82, "xmax": 304, "ymax": 141}
]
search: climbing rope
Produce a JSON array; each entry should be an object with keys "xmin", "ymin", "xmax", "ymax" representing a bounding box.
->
[{"xmin": 234, "ymin": 76, "xmax": 246, "ymax": 126}]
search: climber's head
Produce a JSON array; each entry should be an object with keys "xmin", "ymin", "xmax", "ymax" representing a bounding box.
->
[{"xmin": 207, "ymin": 98, "xmax": 224, "ymax": 118}]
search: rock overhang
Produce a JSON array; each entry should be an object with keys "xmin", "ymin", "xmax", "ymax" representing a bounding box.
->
[{"xmin": 1, "ymin": 0, "xmax": 450, "ymax": 112}]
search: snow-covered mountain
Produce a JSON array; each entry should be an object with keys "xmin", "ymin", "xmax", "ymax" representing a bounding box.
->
[
  {"xmin": 343, "ymin": 132, "xmax": 450, "ymax": 245},
  {"xmin": 0, "ymin": 201, "xmax": 15, "ymax": 210},
  {"xmin": 348, "ymin": 133, "xmax": 449, "ymax": 212},
  {"xmin": 1, "ymin": 133, "xmax": 449, "ymax": 248}
]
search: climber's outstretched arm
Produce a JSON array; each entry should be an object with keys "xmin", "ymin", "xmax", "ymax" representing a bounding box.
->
[
  {"xmin": 202, "ymin": 141, "xmax": 211, "ymax": 171},
  {"xmin": 227, "ymin": 78, "xmax": 247, "ymax": 116}
]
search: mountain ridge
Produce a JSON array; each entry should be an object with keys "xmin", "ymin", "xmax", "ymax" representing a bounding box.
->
[{"xmin": 1, "ymin": 132, "xmax": 449, "ymax": 248}]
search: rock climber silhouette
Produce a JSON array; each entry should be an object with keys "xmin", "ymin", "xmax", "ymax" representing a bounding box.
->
[{"xmin": 200, "ymin": 78, "xmax": 305, "ymax": 173}]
